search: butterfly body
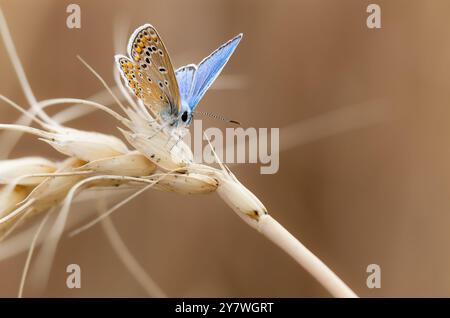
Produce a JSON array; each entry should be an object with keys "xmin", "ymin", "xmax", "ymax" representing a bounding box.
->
[{"xmin": 116, "ymin": 24, "xmax": 242, "ymax": 131}]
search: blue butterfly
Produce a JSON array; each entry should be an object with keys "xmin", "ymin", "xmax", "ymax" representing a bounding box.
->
[{"xmin": 116, "ymin": 24, "xmax": 242, "ymax": 128}]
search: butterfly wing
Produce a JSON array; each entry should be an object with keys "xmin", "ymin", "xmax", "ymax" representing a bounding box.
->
[
  {"xmin": 175, "ymin": 64, "xmax": 197, "ymax": 103},
  {"xmin": 184, "ymin": 34, "xmax": 242, "ymax": 111},
  {"xmin": 116, "ymin": 24, "xmax": 181, "ymax": 120}
]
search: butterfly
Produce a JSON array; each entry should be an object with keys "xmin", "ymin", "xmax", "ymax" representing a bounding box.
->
[{"xmin": 115, "ymin": 24, "xmax": 242, "ymax": 129}]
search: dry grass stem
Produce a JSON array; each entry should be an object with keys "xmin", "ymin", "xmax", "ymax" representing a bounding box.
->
[{"xmin": 0, "ymin": 6, "xmax": 358, "ymax": 298}]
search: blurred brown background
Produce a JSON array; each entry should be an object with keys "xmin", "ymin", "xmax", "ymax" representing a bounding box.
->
[{"xmin": 1, "ymin": 0, "xmax": 450, "ymax": 297}]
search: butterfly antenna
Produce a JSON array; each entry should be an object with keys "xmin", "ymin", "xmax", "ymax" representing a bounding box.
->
[{"xmin": 193, "ymin": 111, "xmax": 240, "ymax": 126}]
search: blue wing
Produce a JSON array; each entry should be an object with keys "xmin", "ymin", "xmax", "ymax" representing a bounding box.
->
[
  {"xmin": 175, "ymin": 64, "xmax": 197, "ymax": 103},
  {"xmin": 175, "ymin": 34, "xmax": 242, "ymax": 111}
]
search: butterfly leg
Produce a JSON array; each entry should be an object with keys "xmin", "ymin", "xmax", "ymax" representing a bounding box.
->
[
  {"xmin": 146, "ymin": 120, "xmax": 171, "ymax": 140},
  {"xmin": 169, "ymin": 134, "xmax": 183, "ymax": 153}
]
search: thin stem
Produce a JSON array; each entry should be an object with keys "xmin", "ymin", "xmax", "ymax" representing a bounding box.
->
[
  {"xmin": 0, "ymin": 199, "xmax": 35, "ymax": 226},
  {"xmin": 51, "ymin": 86, "xmax": 124, "ymax": 124},
  {"xmin": 18, "ymin": 212, "xmax": 50, "ymax": 298},
  {"xmin": 69, "ymin": 171, "xmax": 183, "ymax": 236},
  {"xmin": 0, "ymin": 95, "xmax": 48, "ymax": 128},
  {"xmin": 35, "ymin": 98, "xmax": 130, "ymax": 127},
  {"xmin": 69, "ymin": 182, "xmax": 156, "ymax": 237},
  {"xmin": 30, "ymin": 175, "xmax": 156, "ymax": 293},
  {"xmin": 0, "ymin": 124, "xmax": 52, "ymax": 140},
  {"xmin": 77, "ymin": 55, "xmax": 129, "ymax": 114},
  {"xmin": 0, "ymin": 8, "xmax": 38, "ymax": 109},
  {"xmin": 100, "ymin": 214, "xmax": 167, "ymax": 297},
  {"xmin": 0, "ymin": 7, "xmax": 59, "ymax": 158},
  {"xmin": 257, "ymin": 214, "xmax": 358, "ymax": 298}
]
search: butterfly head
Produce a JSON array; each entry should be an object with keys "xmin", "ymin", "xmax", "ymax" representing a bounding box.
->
[{"xmin": 176, "ymin": 100, "xmax": 193, "ymax": 127}]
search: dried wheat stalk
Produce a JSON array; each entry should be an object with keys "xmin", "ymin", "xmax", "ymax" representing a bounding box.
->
[{"xmin": 0, "ymin": 7, "xmax": 357, "ymax": 298}]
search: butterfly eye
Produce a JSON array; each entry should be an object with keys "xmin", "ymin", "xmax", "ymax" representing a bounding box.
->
[{"xmin": 181, "ymin": 111, "xmax": 188, "ymax": 122}]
